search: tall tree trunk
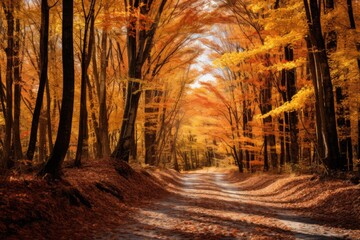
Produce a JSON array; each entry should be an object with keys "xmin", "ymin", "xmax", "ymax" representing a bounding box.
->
[
  {"xmin": 144, "ymin": 90, "xmax": 157, "ymax": 165},
  {"xmin": 86, "ymin": 75, "xmax": 101, "ymax": 157},
  {"xmin": 26, "ymin": 0, "xmax": 49, "ymax": 161},
  {"xmin": 326, "ymin": 0, "xmax": 350, "ymax": 171},
  {"xmin": 260, "ymin": 77, "xmax": 277, "ymax": 170},
  {"xmin": 304, "ymin": 0, "xmax": 340, "ymax": 171},
  {"xmin": 99, "ymin": 28, "xmax": 111, "ymax": 157},
  {"xmin": 284, "ymin": 46, "xmax": 299, "ymax": 167},
  {"xmin": 13, "ymin": 10, "xmax": 22, "ymax": 161},
  {"xmin": 38, "ymin": 0, "xmax": 75, "ymax": 178},
  {"xmin": 90, "ymin": 37, "xmax": 102, "ymax": 157},
  {"xmin": 111, "ymin": 78, "xmax": 142, "ymax": 162},
  {"xmin": 75, "ymin": 0, "xmax": 96, "ymax": 167},
  {"xmin": 112, "ymin": 0, "xmax": 168, "ymax": 162},
  {"xmin": 347, "ymin": 0, "xmax": 359, "ymax": 165},
  {"xmin": 2, "ymin": 1, "xmax": 15, "ymax": 168},
  {"xmin": 45, "ymin": 79, "xmax": 53, "ymax": 152},
  {"xmin": 305, "ymin": 36, "xmax": 324, "ymax": 164}
]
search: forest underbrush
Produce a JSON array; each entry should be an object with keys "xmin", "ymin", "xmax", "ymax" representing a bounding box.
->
[{"xmin": 0, "ymin": 159, "xmax": 180, "ymax": 239}]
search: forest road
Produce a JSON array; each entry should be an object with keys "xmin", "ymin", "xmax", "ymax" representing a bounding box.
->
[{"xmin": 95, "ymin": 172, "xmax": 350, "ymax": 240}]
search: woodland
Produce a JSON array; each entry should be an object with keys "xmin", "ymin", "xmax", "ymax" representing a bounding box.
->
[{"xmin": 0, "ymin": 0, "xmax": 360, "ymax": 239}]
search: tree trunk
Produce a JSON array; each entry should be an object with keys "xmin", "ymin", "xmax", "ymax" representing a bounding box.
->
[
  {"xmin": 326, "ymin": 0, "xmax": 350, "ymax": 171},
  {"xmin": 278, "ymin": 117, "xmax": 285, "ymax": 170},
  {"xmin": 2, "ymin": 1, "xmax": 15, "ymax": 168},
  {"xmin": 260, "ymin": 79, "xmax": 277, "ymax": 170},
  {"xmin": 26, "ymin": 0, "xmax": 49, "ymax": 161},
  {"xmin": 112, "ymin": 78, "xmax": 142, "ymax": 162},
  {"xmin": 111, "ymin": 0, "xmax": 168, "ymax": 162},
  {"xmin": 39, "ymin": 113, "xmax": 47, "ymax": 162},
  {"xmin": 99, "ymin": 28, "xmax": 111, "ymax": 157},
  {"xmin": 75, "ymin": 0, "xmax": 95, "ymax": 167},
  {"xmin": 38, "ymin": 0, "xmax": 75, "ymax": 178},
  {"xmin": 172, "ymin": 119, "xmax": 180, "ymax": 172},
  {"xmin": 144, "ymin": 90, "xmax": 159, "ymax": 165},
  {"xmin": 13, "ymin": 12, "xmax": 22, "ymax": 161},
  {"xmin": 346, "ymin": 0, "xmax": 360, "ymax": 161},
  {"xmin": 45, "ymin": 78, "xmax": 53, "ymax": 152},
  {"xmin": 263, "ymin": 136, "xmax": 269, "ymax": 171},
  {"xmin": 304, "ymin": 0, "xmax": 341, "ymax": 171},
  {"xmin": 90, "ymin": 38, "xmax": 102, "ymax": 157},
  {"xmin": 284, "ymin": 46, "xmax": 299, "ymax": 166}
]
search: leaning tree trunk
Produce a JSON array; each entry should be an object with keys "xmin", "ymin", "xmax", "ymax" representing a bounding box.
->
[
  {"xmin": 26, "ymin": 0, "xmax": 50, "ymax": 161},
  {"xmin": 38, "ymin": 0, "xmax": 75, "ymax": 178},
  {"xmin": 112, "ymin": 0, "xmax": 168, "ymax": 162}
]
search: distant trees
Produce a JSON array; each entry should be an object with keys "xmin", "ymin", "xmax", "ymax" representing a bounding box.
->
[{"xmin": 211, "ymin": 0, "xmax": 359, "ymax": 173}]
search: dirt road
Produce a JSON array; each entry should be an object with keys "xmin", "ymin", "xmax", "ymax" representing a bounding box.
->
[{"xmin": 96, "ymin": 172, "xmax": 353, "ymax": 239}]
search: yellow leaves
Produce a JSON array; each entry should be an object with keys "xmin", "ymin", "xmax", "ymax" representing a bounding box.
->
[
  {"xmin": 255, "ymin": 86, "xmax": 314, "ymax": 120},
  {"xmin": 265, "ymin": 57, "xmax": 306, "ymax": 72},
  {"xmin": 214, "ymin": 32, "xmax": 304, "ymax": 71},
  {"xmin": 261, "ymin": 2, "xmax": 306, "ymax": 34},
  {"xmin": 248, "ymin": 2, "xmax": 269, "ymax": 14}
]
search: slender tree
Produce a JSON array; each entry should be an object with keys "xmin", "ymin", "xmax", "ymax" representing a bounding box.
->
[
  {"xmin": 112, "ymin": 0, "xmax": 168, "ymax": 162},
  {"xmin": 13, "ymin": 0, "xmax": 23, "ymax": 161},
  {"xmin": 38, "ymin": 0, "xmax": 75, "ymax": 178},
  {"xmin": 346, "ymin": 0, "xmax": 360, "ymax": 163},
  {"xmin": 2, "ymin": 0, "xmax": 15, "ymax": 168},
  {"xmin": 26, "ymin": 0, "xmax": 50, "ymax": 161},
  {"xmin": 75, "ymin": 0, "xmax": 96, "ymax": 166}
]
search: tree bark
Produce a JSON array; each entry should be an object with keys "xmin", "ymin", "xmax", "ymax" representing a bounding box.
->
[
  {"xmin": 13, "ymin": 9, "xmax": 22, "ymax": 161},
  {"xmin": 99, "ymin": 26, "xmax": 111, "ymax": 157},
  {"xmin": 260, "ymin": 78, "xmax": 277, "ymax": 170},
  {"xmin": 75, "ymin": 0, "xmax": 96, "ymax": 167},
  {"xmin": 144, "ymin": 90, "xmax": 157, "ymax": 165},
  {"xmin": 2, "ymin": 1, "xmax": 15, "ymax": 168},
  {"xmin": 39, "ymin": 113, "xmax": 47, "ymax": 162},
  {"xmin": 45, "ymin": 78, "xmax": 53, "ymax": 153},
  {"xmin": 112, "ymin": 0, "xmax": 168, "ymax": 162},
  {"xmin": 26, "ymin": 0, "xmax": 49, "ymax": 161},
  {"xmin": 284, "ymin": 46, "xmax": 299, "ymax": 166},
  {"xmin": 38, "ymin": 0, "xmax": 75, "ymax": 178},
  {"xmin": 303, "ymin": 0, "xmax": 341, "ymax": 171}
]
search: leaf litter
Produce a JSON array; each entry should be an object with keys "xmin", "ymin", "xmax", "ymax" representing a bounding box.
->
[{"xmin": 1, "ymin": 163, "xmax": 359, "ymax": 239}]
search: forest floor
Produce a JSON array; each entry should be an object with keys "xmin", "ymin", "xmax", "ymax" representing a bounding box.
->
[{"xmin": 1, "ymin": 160, "xmax": 360, "ymax": 239}]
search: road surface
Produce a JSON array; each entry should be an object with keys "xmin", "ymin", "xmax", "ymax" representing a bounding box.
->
[{"xmin": 96, "ymin": 172, "xmax": 350, "ymax": 239}]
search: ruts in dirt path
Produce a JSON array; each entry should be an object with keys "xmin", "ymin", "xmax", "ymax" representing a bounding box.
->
[{"xmin": 95, "ymin": 172, "xmax": 353, "ymax": 240}]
